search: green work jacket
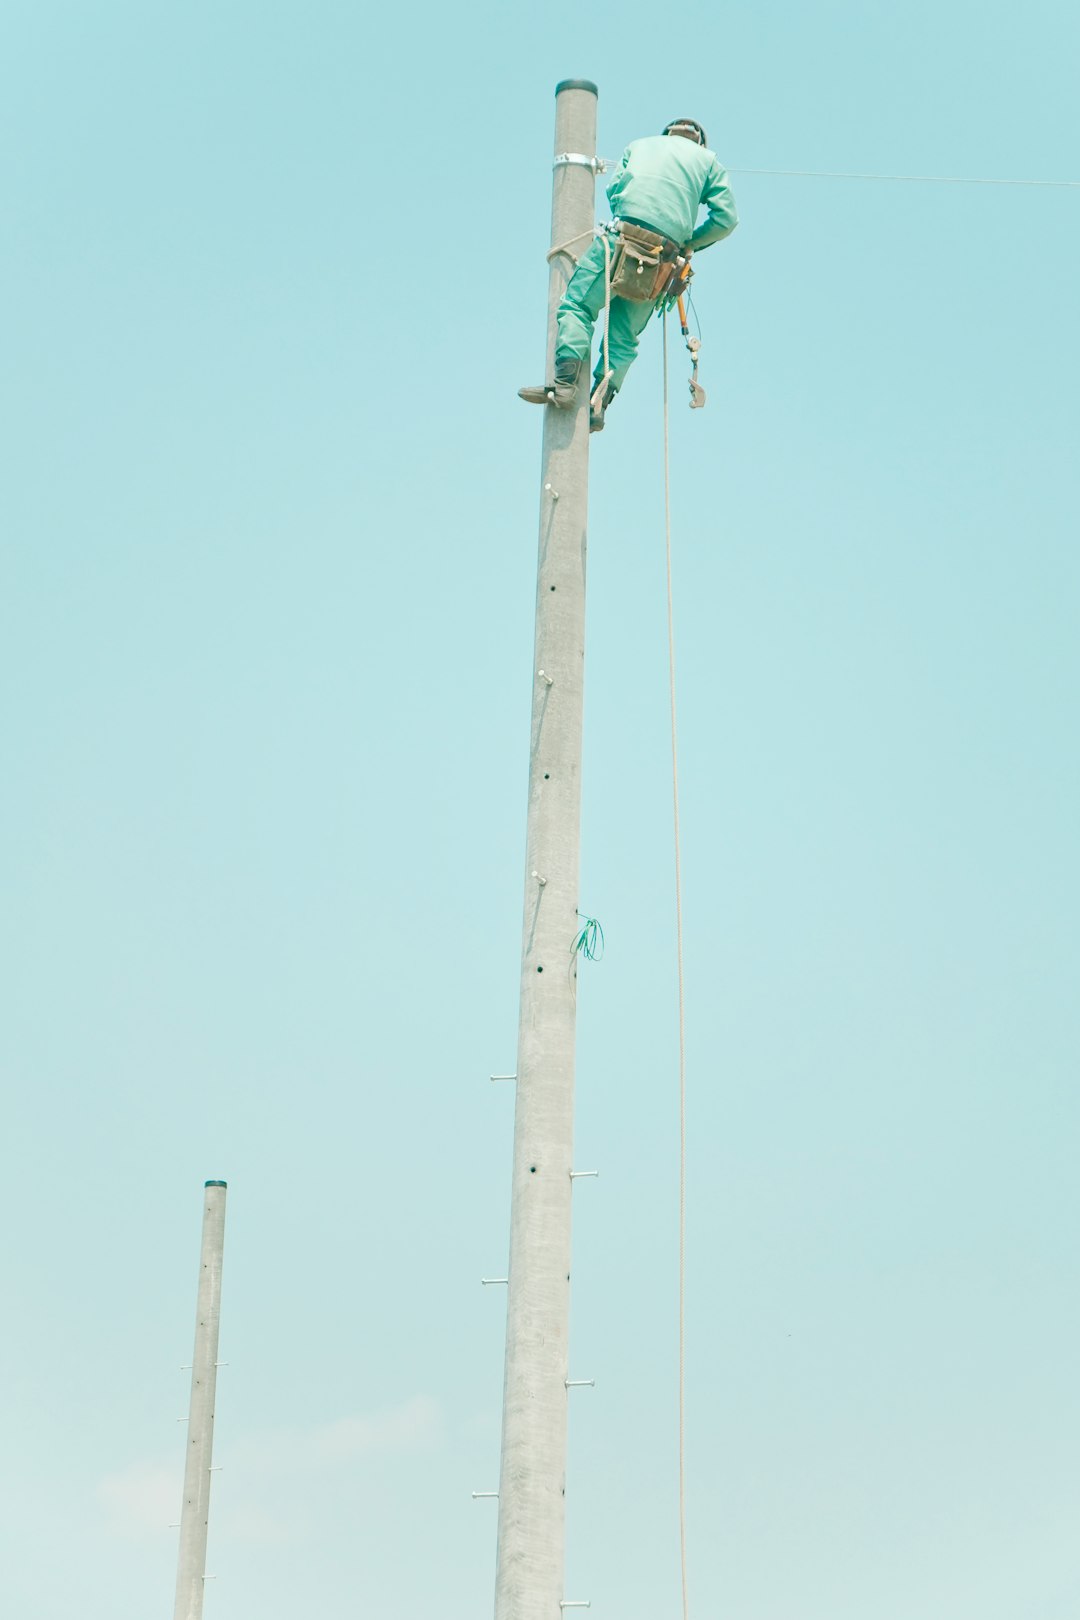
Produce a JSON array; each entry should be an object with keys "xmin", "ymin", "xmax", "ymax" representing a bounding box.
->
[{"xmin": 606, "ymin": 135, "xmax": 738, "ymax": 251}]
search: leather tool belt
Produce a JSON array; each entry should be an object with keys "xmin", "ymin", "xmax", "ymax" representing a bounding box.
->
[{"xmin": 608, "ymin": 221, "xmax": 685, "ymax": 303}]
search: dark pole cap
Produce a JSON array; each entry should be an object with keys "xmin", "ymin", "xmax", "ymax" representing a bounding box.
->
[
  {"xmin": 555, "ymin": 79, "xmax": 598, "ymax": 96},
  {"xmin": 205, "ymin": 1179, "xmax": 228, "ymax": 1188}
]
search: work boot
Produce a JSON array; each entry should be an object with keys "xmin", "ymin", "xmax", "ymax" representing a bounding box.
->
[
  {"xmin": 590, "ymin": 381, "xmax": 617, "ymax": 433},
  {"xmin": 518, "ymin": 356, "xmax": 584, "ymax": 409}
]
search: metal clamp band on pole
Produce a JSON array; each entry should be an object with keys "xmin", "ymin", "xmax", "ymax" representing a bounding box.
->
[{"xmin": 553, "ymin": 152, "xmax": 606, "ymax": 175}]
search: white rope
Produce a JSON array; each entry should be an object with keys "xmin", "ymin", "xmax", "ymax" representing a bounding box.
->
[
  {"xmin": 546, "ymin": 227, "xmax": 598, "ymax": 264},
  {"xmin": 729, "ymin": 165, "xmax": 1080, "ymax": 188},
  {"xmin": 590, "ymin": 232, "xmax": 614, "ymax": 415},
  {"xmin": 661, "ymin": 308, "xmax": 690, "ymax": 1620},
  {"xmin": 602, "ymin": 233, "xmax": 611, "ymax": 394}
]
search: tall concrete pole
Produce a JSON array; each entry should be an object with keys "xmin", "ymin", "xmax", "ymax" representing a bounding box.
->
[
  {"xmin": 173, "ymin": 1180, "xmax": 228, "ymax": 1620},
  {"xmin": 495, "ymin": 78, "xmax": 598, "ymax": 1620}
]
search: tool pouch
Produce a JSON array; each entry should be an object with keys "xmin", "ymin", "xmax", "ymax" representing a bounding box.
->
[{"xmin": 608, "ymin": 223, "xmax": 683, "ymax": 303}]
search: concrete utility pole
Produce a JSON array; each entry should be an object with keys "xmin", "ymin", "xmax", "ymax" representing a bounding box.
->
[
  {"xmin": 173, "ymin": 1180, "xmax": 228, "ymax": 1620},
  {"xmin": 495, "ymin": 78, "xmax": 598, "ymax": 1620}
]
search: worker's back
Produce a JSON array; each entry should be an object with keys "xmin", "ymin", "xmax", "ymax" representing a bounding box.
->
[{"xmin": 606, "ymin": 134, "xmax": 720, "ymax": 243}]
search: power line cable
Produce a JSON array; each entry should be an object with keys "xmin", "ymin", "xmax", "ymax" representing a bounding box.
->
[{"xmin": 728, "ymin": 166, "xmax": 1080, "ymax": 188}]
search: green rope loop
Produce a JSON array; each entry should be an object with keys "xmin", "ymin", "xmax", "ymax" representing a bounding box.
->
[{"xmin": 572, "ymin": 912, "xmax": 605, "ymax": 962}]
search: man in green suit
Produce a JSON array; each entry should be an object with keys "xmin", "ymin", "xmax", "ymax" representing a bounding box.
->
[{"xmin": 519, "ymin": 119, "xmax": 738, "ymax": 430}]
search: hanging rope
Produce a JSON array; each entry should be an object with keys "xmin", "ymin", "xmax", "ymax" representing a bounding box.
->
[
  {"xmin": 589, "ymin": 228, "xmax": 615, "ymax": 420},
  {"xmin": 601, "ymin": 231, "xmax": 612, "ymax": 397},
  {"xmin": 661, "ymin": 309, "xmax": 690, "ymax": 1620}
]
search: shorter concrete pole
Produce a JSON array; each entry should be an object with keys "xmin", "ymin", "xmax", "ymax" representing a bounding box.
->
[{"xmin": 173, "ymin": 1180, "xmax": 228, "ymax": 1620}]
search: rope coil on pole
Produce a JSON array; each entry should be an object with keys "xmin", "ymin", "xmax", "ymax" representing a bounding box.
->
[{"xmin": 546, "ymin": 226, "xmax": 598, "ymax": 265}]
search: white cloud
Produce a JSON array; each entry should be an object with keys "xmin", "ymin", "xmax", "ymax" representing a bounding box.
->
[
  {"xmin": 217, "ymin": 1503, "xmax": 289, "ymax": 1544},
  {"xmin": 95, "ymin": 1394, "xmax": 442, "ymax": 1549},
  {"xmin": 307, "ymin": 1394, "xmax": 442, "ymax": 1461},
  {"xmin": 96, "ymin": 1461, "xmax": 178, "ymax": 1537},
  {"xmin": 234, "ymin": 1392, "xmax": 443, "ymax": 1474}
]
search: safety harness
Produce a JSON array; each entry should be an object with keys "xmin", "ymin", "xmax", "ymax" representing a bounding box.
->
[{"xmin": 590, "ymin": 220, "xmax": 706, "ymax": 416}]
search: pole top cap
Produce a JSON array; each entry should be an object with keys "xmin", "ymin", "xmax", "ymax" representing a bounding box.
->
[
  {"xmin": 555, "ymin": 79, "xmax": 598, "ymax": 97},
  {"xmin": 205, "ymin": 1179, "xmax": 228, "ymax": 1188}
]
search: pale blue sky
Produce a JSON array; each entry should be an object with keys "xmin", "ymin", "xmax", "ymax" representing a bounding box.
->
[{"xmin": 2, "ymin": 2, "xmax": 1078, "ymax": 1617}]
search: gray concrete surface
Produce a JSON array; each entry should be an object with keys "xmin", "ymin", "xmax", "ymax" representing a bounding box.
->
[
  {"xmin": 495, "ymin": 79, "xmax": 598, "ymax": 1620},
  {"xmin": 173, "ymin": 1180, "xmax": 227, "ymax": 1620}
]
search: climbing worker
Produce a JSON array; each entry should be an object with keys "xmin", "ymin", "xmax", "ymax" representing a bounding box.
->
[{"xmin": 519, "ymin": 119, "xmax": 738, "ymax": 431}]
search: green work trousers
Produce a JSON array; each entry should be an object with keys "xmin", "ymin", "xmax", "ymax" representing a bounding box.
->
[{"xmin": 554, "ymin": 236, "xmax": 658, "ymax": 395}]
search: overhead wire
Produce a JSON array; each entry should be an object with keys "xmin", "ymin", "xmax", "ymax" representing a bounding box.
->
[{"xmin": 728, "ymin": 166, "xmax": 1080, "ymax": 188}]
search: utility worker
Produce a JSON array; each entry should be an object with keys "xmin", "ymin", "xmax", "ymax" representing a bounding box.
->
[{"xmin": 519, "ymin": 119, "xmax": 738, "ymax": 431}]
